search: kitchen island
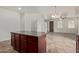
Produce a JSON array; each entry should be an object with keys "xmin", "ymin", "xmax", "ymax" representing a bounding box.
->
[
  {"xmin": 11, "ymin": 31, "xmax": 46, "ymax": 53},
  {"xmin": 76, "ymin": 35, "xmax": 79, "ymax": 53}
]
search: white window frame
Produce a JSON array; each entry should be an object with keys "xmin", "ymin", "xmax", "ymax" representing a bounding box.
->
[
  {"xmin": 68, "ymin": 20, "xmax": 75, "ymax": 29},
  {"xmin": 57, "ymin": 21, "xmax": 63, "ymax": 28}
]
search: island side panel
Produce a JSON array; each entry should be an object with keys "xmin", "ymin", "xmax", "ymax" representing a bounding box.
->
[
  {"xmin": 76, "ymin": 35, "xmax": 79, "ymax": 53},
  {"xmin": 38, "ymin": 34, "xmax": 46, "ymax": 53}
]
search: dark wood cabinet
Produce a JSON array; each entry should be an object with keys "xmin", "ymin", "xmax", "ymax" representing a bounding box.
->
[
  {"xmin": 14, "ymin": 34, "xmax": 20, "ymax": 51},
  {"xmin": 38, "ymin": 35, "xmax": 46, "ymax": 53},
  {"xmin": 11, "ymin": 33, "xmax": 15, "ymax": 46},
  {"xmin": 20, "ymin": 35, "xmax": 27, "ymax": 52},
  {"xmin": 11, "ymin": 31, "xmax": 46, "ymax": 53},
  {"xmin": 76, "ymin": 35, "xmax": 79, "ymax": 53},
  {"xmin": 27, "ymin": 36, "xmax": 38, "ymax": 53}
]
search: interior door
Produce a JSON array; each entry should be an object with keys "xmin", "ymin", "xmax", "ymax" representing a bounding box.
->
[{"xmin": 49, "ymin": 21, "xmax": 54, "ymax": 32}]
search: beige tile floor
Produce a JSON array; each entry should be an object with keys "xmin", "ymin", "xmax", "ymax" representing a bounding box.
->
[
  {"xmin": 0, "ymin": 32, "xmax": 76, "ymax": 53},
  {"xmin": 0, "ymin": 40, "xmax": 17, "ymax": 53},
  {"xmin": 46, "ymin": 32, "xmax": 76, "ymax": 53}
]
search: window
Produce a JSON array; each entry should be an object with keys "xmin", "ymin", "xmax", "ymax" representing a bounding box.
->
[
  {"xmin": 57, "ymin": 21, "xmax": 63, "ymax": 28},
  {"xmin": 68, "ymin": 20, "xmax": 75, "ymax": 28}
]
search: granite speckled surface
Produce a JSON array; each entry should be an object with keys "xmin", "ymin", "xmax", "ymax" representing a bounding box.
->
[{"xmin": 11, "ymin": 31, "xmax": 45, "ymax": 37}]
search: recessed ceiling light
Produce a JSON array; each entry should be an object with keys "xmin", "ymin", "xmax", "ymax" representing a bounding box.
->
[{"xmin": 18, "ymin": 8, "xmax": 22, "ymax": 10}]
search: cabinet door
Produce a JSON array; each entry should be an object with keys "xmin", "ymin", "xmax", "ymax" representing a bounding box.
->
[
  {"xmin": 15, "ymin": 34, "xmax": 20, "ymax": 51},
  {"xmin": 27, "ymin": 36, "xmax": 38, "ymax": 53},
  {"xmin": 20, "ymin": 35, "xmax": 27, "ymax": 52},
  {"xmin": 76, "ymin": 36, "xmax": 79, "ymax": 53},
  {"xmin": 11, "ymin": 33, "xmax": 15, "ymax": 46}
]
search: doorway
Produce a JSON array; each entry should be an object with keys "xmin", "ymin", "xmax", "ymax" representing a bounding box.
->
[{"xmin": 49, "ymin": 21, "xmax": 54, "ymax": 32}]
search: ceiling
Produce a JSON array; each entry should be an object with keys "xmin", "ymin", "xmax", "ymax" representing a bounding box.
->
[
  {"xmin": 0, "ymin": 6, "xmax": 40, "ymax": 13},
  {"xmin": 0, "ymin": 6, "xmax": 79, "ymax": 16}
]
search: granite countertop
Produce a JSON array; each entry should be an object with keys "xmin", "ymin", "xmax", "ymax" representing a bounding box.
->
[{"xmin": 11, "ymin": 31, "xmax": 46, "ymax": 36}]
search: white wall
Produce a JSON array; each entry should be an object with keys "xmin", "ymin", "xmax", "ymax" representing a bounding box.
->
[
  {"xmin": 20, "ymin": 12, "xmax": 25, "ymax": 31},
  {"xmin": 38, "ymin": 6, "xmax": 78, "ymax": 34},
  {"xmin": 53, "ymin": 7, "xmax": 78, "ymax": 34},
  {"xmin": 0, "ymin": 6, "xmax": 78, "ymax": 41},
  {"xmin": 77, "ymin": 17, "xmax": 79, "ymax": 35},
  {"xmin": 37, "ymin": 16, "xmax": 45, "ymax": 32},
  {"xmin": 24, "ymin": 13, "xmax": 47, "ymax": 33},
  {"xmin": 19, "ymin": 6, "xmax": 79, "ymax": 34},
  {"xmin": 0, "ymin": 8, "xmax": 20, "ymax": 41},
  {"xmin": 24, "ymin": 13, "xmax": 38, "ymax": 32},
  {"xmin": 54, "ymin": 18, "xmax": 77, "ymax": 34},
  {"xmin": 20, "ymin": 7, "xmax": 52, "ymax": 33}
]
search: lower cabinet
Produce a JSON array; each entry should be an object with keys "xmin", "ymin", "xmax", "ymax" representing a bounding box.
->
[
  {"xmin": 76, "ymin": 35, "xmax": 79, "ymax": 53},
  {"xmin": 14, "ymin": 34, "xmax": 20, "ymax": 51},
  {"xmin": 11, "ymin": 33, "xmax": 15, "ymax": 47},
  {"xmin": 27, "ymin": 36, "xmax": 38, "ymax": 53},
  {"xmin": 11, "ymin": 32, "xmax": 46, "ymax": 53},
  {"xmin": 20, "ymin": 35, "xmax": 27, "ymax": 52}
]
